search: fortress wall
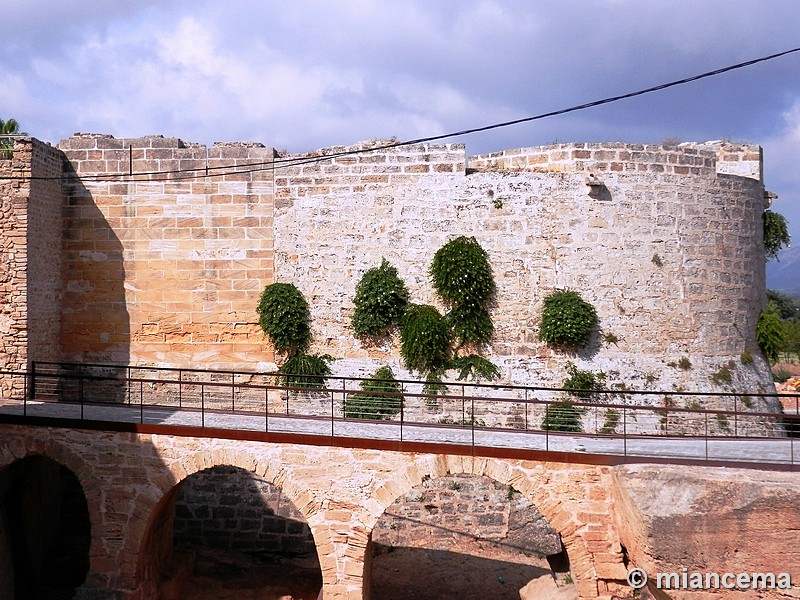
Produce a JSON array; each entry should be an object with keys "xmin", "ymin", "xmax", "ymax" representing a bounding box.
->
[
  {"xmin": 0, "ymin": 138, "xmax": 64, "ymax": 381},
  {"xmin": 274, "ymin": 141, "xmax": 773, "ymax": 396},
  {"xmin": 57, "ymin": 134, "xmax": 277, "ymax": 369},
  {"xmin": 0, "ymin": 139, "xmax": 32, "ymax": 375},
  {"xmin": 27, "ymin": 139, "xmax": 66, "ymax": 364}
]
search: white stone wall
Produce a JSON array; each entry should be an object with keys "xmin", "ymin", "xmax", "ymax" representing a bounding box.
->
[{"xmin": 274, "ymin": 141, "xmax": 775, "ymax": 408}]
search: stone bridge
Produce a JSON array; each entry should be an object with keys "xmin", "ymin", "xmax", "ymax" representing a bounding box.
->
[{"xmin": 1, "ymin": 421, "xmax": 797, "ymax": 600}]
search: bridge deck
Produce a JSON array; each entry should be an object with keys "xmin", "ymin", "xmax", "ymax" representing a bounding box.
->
[{"xmin": 1, "ymin": 396, "xmax": 797, "ymax": 469}]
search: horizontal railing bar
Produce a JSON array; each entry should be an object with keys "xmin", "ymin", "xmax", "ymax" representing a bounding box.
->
[{"xmin": 31, "ymin": 361, "xmax": 797, "ymax": 400}]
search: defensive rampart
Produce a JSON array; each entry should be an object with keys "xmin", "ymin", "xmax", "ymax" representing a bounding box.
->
[{"xmin": 0, "ymin": 134, "xmax": 777, "ymax": 404}]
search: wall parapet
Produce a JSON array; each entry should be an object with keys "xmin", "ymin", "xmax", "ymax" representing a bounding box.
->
[{"xmin": 468, "ymin": 141, "xmax": 763, "ymax": 181}]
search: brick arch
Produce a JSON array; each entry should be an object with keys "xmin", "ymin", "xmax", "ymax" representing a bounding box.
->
[
  {"xmin": 0, "ymin": 436, "xmax": 97, "ymax": 594},
  {"xmin": 363, "ymin": 454, "xmax": 621, "ymax": 599},
  {"xmin": 132, "ymin": 448, "xmax": 330, "ymax": 598}
]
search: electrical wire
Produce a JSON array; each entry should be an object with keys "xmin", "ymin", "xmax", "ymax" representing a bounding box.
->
[{"xmin": 3, "ymin": 45, "xmax": 799, "ymax": 183}]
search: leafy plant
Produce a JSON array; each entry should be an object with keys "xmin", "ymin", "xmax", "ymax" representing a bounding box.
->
[
  {"xmin": 562, "ymin": 362, "xmax": 606, "ymax": 400},
  {"xmin": 773, "ymin": 367, "xmax": 792, "ymax": 383},
  {"xmin": 541, "ymin": 403, "xmax": 583, "ymax": 432},
  {"xmin": 539, "ymin": 289, "xmax": 598, "ymax": 348},
  {"xmin": 0, "ymin": 118, "xmax": 23, "ymax": 159},
  {"xmin": 651, "ymin": 254, "xmax": 663, "ymax": 267},
  {"xmin": 399, "ymin": 304, "xmax": 452, "ymax": 375},
  {"xmin": 598, "ymin": 408, "xmax": 620, "ymax": 435},
  {"xmin": 278, "ymin": 353, "xmax": 334, "ymax": 389},
  {"xmin": 446, "ymin": 304, "xmax": 494, "ymax": 349},
  {"xmin": 449, "ymin": 354, "xmax": 501, "ymax": 382},
  {"xmin": 430, "ymin": 236, "xmax": 496, "ymax": 348},
  {"xmin": 351, "ymin": 258, "xmax": 409, "ymax": 339},
  {"xmin": 757, "ymin": 305, "xmax": 785, "ymax": 363},
  {"xmin": 678, "ymin": 357, "xmax": 691, "ymax": 370},
  {"xmin": 740, "ymin": 348, "xmax": 753, "ymax": 365},
  {"xmin": 602, "ymin": 331, "xmax": 619, "ymax": 346},
  {"xmin": 716, "ymin": 412, "xmax": 730, "ymax": 432},
  {"xmin": 344, "ymin": 365, "xmax": 403, "ymax": 420},
  {"xmin": 430, "ymin": 236, "xmax": 495, "ymax": 311},
  {"xmin": 711, "ymin": 364, "xmax": 733, "ymax": 385},
  {"xmin": 763, "ymin": 209, "xmax": 791, "ymax": 261},
  {"xmin": 257, "ymin": 283, "xmax": 311, "ymax": 355},
  {"xmin": 422, "ymin": 370, "xmax": 448, "ymax": 400}
]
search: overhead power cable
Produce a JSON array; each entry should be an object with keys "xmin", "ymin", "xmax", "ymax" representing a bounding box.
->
[{"xmin": 3, "ymin": 45, "xmax": 800, "ymax": 183}]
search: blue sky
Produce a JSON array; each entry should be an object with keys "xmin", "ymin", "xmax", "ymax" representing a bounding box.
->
[{"xmin": 5, "ymin": 1, "xmax": 800, "ymax": 242}]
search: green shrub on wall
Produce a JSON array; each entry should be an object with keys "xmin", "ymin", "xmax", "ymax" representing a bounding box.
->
[
  {"xmin": 278, "ymin": 353, "xmax": 334, "ymax": 389},
  {"xmin": 541, "ymin": 403, "xmax": 583, "ymax": 432},
  {"xmin": 344, "ymin": 365, "xmax": 402, "ymax": 419},
  {"xmin": 756, "ymin": 306, "xmax": 785, "ymax": 363},
  {"xmin": 430, "ymin": 236, "xmax": 496, "ymax": 348},
  {"xmin": 539, "ymin": 289, "xmax": 598, "ymax": 348},
  {"xmin": 562, "ymin": 362, "xmax": 606, "ymax": 400},
  {"xmin": 763, "ymin": 209, "xmax": 791, "ymax": 261},
  {"xmin": 258, "ymin": 282, "xmax": 334, "ymax": 390},
  {"xmin": 399, "ymin": 304, "xmax": 452, "ymax": 375},
  {"xmin": 450, "ymin": 354, "xmax": 501, "ymax": 382},
  {"xmin": 352, "ymin": 258, "xmax": 410, "ymax": 339},
  {"xmin": 257, "ymin": 283, "xmax": 311, "ymax": 355}
]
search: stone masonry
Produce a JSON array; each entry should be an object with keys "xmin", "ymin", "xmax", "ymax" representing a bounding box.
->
[
  {"xmin": 1, "ymin": 423, "xmax": 798, "ymax": 600},
  {"xmin": 0, "ymin": 138, "xmax": 63, "ymax": 393},
  {"xmin": 0, "ymin": 134, "xmax": 777, "ymax": 403},
  {"xmin": 0, "ymin": 423, "xmax": 628, "ymax": 600}
]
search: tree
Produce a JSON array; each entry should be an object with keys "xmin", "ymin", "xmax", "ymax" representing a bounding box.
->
[
  {"xmin": 763, "ymin": 210, "xmax": 791, "ymax": 261},
  {"xmin": 0, "ymin": 118, "xmax": 22, "ymax": 159}
]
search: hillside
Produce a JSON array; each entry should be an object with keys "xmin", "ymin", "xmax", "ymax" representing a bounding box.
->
[{"xmin": 767, "ymin": 245, "xmax": 800, "ymax": 297}]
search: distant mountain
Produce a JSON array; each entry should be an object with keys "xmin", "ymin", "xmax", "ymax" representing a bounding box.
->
[{"xmin": 767, "ymin": 245, "xmax": 800, "ymax": 297}]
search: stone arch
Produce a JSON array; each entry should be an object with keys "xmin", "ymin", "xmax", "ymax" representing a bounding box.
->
[
  {"xmin": 133, "ymin": 447, "xmax": 327, "ymax": 599},
  {"xmin": 0, "ymin": 452, "xmax": 92, "ymax": 599},
  {"xmin": 363, "ymin": 454, "xmax": 618, "ymax": 599},
  {"xmin": 0, "ymin": 432, "xmax": 109, "ymax": 586}
]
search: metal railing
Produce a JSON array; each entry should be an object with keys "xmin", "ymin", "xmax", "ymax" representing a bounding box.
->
[{"xmin": 0, "ymin": 361, "xmax": 797, "ymax": 466}]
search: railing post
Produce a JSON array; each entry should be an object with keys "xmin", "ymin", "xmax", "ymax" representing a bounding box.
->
[
  {"xmin": 704, "ymin": 410, "xmax": 709, "ymax": 461},
  {"xmin": 140, "ymin": 380, "xmax": 144, "ymax": 423},
  {"xmin": 400, "ymin": 382, "xmax": 404, "ymax": 443},
  {"xmin": 178, "ymin": 369, "xmax": 182, "ymax": 408},
  {"xmin": 545, "ymin": 399, "xmax": 549, "ymax": 452},
  {"xmin": 330, "ymin": 389, "xmax": 335, "ymax": 438},
  {"xmin": 201, "ymin": 384, "xmax": 205, "ymax": 428},
  {"xmin": 79, "ymin": 364, "xmax": 84, "ymax": 420},
  {"xmin": 524, "ymin": 388, "xmax": 528, "ymax": 431},
  {"xmin": 623, "ymin": 401, "xmax": 627, "ymax": 458},
  {"xmin": 231, "ymin": 371, "xmax": 235, "ymax": 412},
  {"xmin": 30, "ymin": 361, "xmax": 36, "ymax": 403},
  {"xmin": 265, "ymin": 386, "xmax": 269, "ymax": 434},
  {"xmin": 471, "ymin": 393, "xmax": 475, "ymax": 450}
]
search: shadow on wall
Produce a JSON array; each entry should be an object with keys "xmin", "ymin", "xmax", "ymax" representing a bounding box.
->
[
  {"xmin": 137, "ymin": 465, "xmax": 322, "ymax": 600},
  {"xmin": 368, "ymin": 473, "xmax": 569, "ymax": 600},
  {"xmin": 0, "ymin": 455, "xmax": 91, "ymax": 599},
  {"xmin": 59, "ymin": 163, "xmax": 129, "ymax": 402}
]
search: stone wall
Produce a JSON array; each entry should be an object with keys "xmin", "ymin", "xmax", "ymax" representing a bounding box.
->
[
  {"xmin": 57, "ymin": 135, "xmax": 276, "ymax": 369},
  {"xmin": 0, "ymin": 423, "xmax": 627, "ymax": 600},
  {"xmin": 273, "ymin": 140, "xmax": 775, "ymax": 407},
  {"xmin": 173, "ymin": 465, "xmax": 316, "ymax": 557},
  {"xmin": 4, "ymin": 134, "xmax": 777, "ymax": 407},
  {"xmin": 0, "ymin": 138, "xmax": 63, "ymax": 391},
  {"xmin": 372, "ymin": 473, "xmax": 562, "ymax": 557}
]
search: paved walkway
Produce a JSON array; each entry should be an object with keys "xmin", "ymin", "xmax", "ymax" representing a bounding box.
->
[{"xmin": 1, "ymin": 398, "xmax": 796, "ymax": 467}]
